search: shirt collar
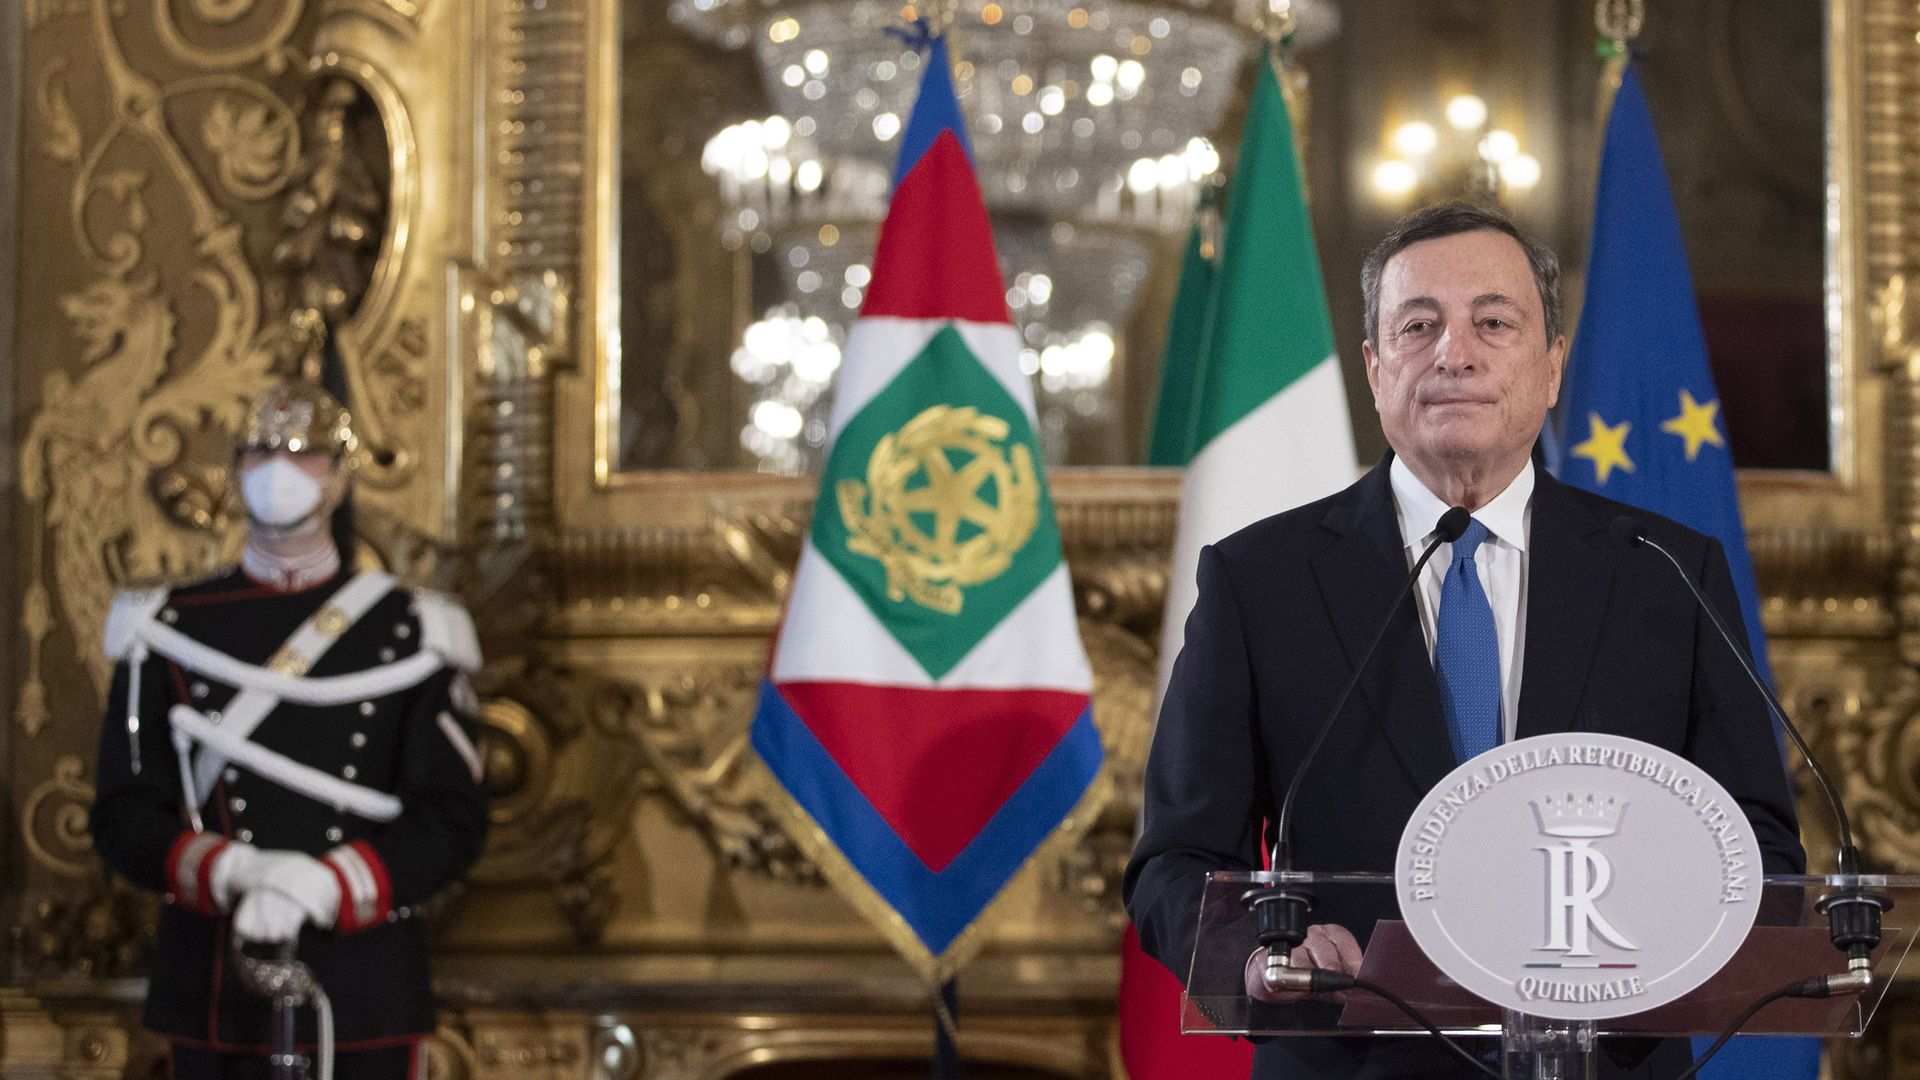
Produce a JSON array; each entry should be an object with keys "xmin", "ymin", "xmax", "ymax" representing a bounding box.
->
[{"xmin": 1389, "ymin": 456, "xmax": 1534, "ymax": 554}]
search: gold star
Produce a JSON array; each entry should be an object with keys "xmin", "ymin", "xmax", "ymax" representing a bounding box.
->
[
  {"xmin": 1660, "ymin": 389, "xmax": 1724, "ymax": 462},
  {"xmin": 1571, "ymin": 412, "xmax": 1635, "ymax": 485}
]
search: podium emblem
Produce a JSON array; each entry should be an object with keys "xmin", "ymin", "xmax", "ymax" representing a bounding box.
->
[
  {"xmin": 1533, "ymin": 793, "xmax": 1637, "ymax": 956},
  {"xmin": 1396, "ymin": 732, "xmax": 1760, "ymax": 1020}
]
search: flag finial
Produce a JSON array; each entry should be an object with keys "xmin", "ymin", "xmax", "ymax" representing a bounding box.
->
[
  {"xmin": 1595, "ymin": 0, "xmax": 1644, "ymax": 57},
  {"xmin": 1256, "ymin": 0, "xmax": 1296, "ymax": 46}
]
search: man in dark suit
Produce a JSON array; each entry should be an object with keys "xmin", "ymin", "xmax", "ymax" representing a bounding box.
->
[{"xmin": 1124, "ymin": 202, "xmax": 1804, "ymax": 1079}]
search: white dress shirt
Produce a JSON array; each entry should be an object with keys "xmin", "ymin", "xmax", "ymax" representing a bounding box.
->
[{"xmin": 1389, "ymin": 457, "xmax": 1532, "ymax": 743}]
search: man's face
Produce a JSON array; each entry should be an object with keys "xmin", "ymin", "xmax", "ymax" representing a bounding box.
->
[
  {"xmin": 238, "ymin": 447, "xmax": 346, "ymax": 531},
  {"xmin": 1363, "ymin": 229, "xmax": 1566, "ymax": 482}
]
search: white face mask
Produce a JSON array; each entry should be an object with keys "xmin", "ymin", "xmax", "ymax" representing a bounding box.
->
[{"xmin": 241, "ymin": 457, "xmax": 325, "ymax": 529}]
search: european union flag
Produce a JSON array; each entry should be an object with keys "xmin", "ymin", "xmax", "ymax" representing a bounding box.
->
[{"xmin": 1555, "ymin": 64, "xmax": 1817, "ymax": 1080}]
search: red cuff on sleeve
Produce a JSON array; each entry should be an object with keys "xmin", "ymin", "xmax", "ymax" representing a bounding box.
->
[
  {"xmin": 323, "ymin": 841, "xmax": 393, "ymax": 931},
  {"xmin": 166, "ymin": 830, "xmax": 229, "ymax": 915}
]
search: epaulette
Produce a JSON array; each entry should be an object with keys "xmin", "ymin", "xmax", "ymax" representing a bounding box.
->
[
  {"xmin": 413, "ymin": 588, "xmax": 482, "ymax": 673},
  {"xmin": 103, "ymin": 588, "xmax": 170, "ymax": 661}
]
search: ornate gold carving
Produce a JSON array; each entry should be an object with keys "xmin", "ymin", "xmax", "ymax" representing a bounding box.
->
[
  {"xmin": 25, "ymin": 1, "xmax": 91, "ymax": 31},
  {"xmin": 13, "ymin": 868, "xmax": 157, "ymax": 979},
  {"xmin": 152, "ymin": 0, "xmax": 306, "ymax": 74},
  {"xmin": 22, "ymin": 756, "xmax": 96, "ymax": 877},
  {"xmin": 270, "ymin": 68, "xmax": 411, "ymax": 488},
  {"xmin": 16, "ymin": 582, "xmax": 54, "ymax": 736},
  {"xmin": 466, "ymin": 668, "xmax": 647, "ymax": 944},
  {"xmin": 629, "ymin": 664, "xmax": 826, "ymax": 886},
  {"xmin": 1840, "ymin": 672, "xmax": 1920, "ymax": 870},
  {"xmin": 35, "ymin": 60, "xmax": 81, "ymax": 162},
  {"xmin": 16, "ymin": 0, "xmax": 320, "ymax": 718},
  {"xmin": 1048, "ymin": 619, "xmax": 1156, "ymax": 923},
  {"xmin": 456, "ymin": 1010, "xmax": 589, "ymax": 1080},
  {"xmin": 423, "ymin": 1024, "xmax": 480, "ymax": 1080},
  {"xmin": 201, "ymin": 95, "xmax": 299, "ymax": 199},
  {"xmin": 0, "ymin": 990, "xmax": 131, "ymax": 1079}
]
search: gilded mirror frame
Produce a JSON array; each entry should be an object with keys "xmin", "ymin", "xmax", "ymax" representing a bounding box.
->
[{"xmin": 554, "ymin": 0, "xmax": 1897, "ymax": 606}]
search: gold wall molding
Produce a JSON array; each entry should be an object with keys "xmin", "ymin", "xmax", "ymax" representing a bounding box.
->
[
  {"xmin": 12, "ymin": 0, "xmax": 1920, "ymax": 1076},
  {"xmin": 0, "ymin": 991, "xmax": 128, "ymax": 1080}
]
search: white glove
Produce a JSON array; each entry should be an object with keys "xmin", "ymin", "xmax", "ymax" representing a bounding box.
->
[
  {"xmin": 232, "ymin": 888, "xmax": 308, "ymax": 944},
  {"xmin": 258, "ymin": 852, "xmax": 342, "ymax": 930},
  {"xmin": 210, "ymin": 845, "xmax": 341, "ymax": 929},
  {"xmin": 208, "ymin": 842, "xmax": 270, "ymax": 911}
]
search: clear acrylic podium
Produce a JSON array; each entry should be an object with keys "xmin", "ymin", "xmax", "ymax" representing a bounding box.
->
[{"xmin": 1185, "ymin": 871, "xmax": 1920, "ymax": 1079}]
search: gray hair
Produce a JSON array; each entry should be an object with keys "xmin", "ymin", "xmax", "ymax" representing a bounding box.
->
[{"xmin": 1361, "ymin": 201, "xmax": 1562, "ymax": 347}]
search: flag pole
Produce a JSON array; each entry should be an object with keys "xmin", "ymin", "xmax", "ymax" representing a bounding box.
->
[
  {"xmin": 911, "ymin": 13, "xmax": 964, "ymax": 1078},
  {"xmin": 931, "ymin": 979, "xmax": 961, "ymax": 1080}
]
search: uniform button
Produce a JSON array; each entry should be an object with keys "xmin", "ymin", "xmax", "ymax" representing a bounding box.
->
[
  {"xmin": 207, "ymin": 710, "xmax": 223, "ymax": 724},
  {"xmin": 342, "ymin": 765, "xmax": 357, "ymax": 780},
  {"xmin": 394, "ymin": 623, "xmax": 412, "ymax": 640},
  {"xmin": 350, "ymin": 733, "xmax": 367, "ymax": 748},
  {"xmin": 161, "ymin": 609, "xmax": 178, "ymax": 624},
  {"xmin": 191, "ymin": 682, "xmax": 210, "ymax": 699},
  {"xmin": 359, "ymin": 702, "xmax": 375, "ymax": 717},
  {"xmin": 224, "ymin": 767, "xmax": 239, "ymax": 783},
  {"xmin": 378, "ymin": 647, "xmax": 396, "ymax": 662},
  {"xmin": 230, "ymin": 797, "xmax": 246, "ymax": 813},
  {"xmin": 237, "ymin": 829, "xmax": 253, "ymax": 842},
  {"xmin": 325, "ymin": 827, "xmax": 344, "ymax": 843}
]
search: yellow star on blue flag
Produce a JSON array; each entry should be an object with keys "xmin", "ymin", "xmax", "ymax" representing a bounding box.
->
[
  {"xmin": 1570, "ymin": 413, "xmax": 1634, "ymax": 485},
  {"xmin": 1660, "ymin": 390, "xmax": 1724, "ymax": 462}
]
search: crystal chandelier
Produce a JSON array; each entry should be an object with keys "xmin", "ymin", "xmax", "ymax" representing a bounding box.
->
[{"xmin": 674, "ymin": 0, "xmax": 1341, "ymax": 470}]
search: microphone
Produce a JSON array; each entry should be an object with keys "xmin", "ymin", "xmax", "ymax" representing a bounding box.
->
[
  {"xmin": 1250, "ymin": 505, "xmax": 1471, "ymax": 992},
  {"xmin": 1610, "ymin": 515, "xmax": 1879, "ymax": 988}
]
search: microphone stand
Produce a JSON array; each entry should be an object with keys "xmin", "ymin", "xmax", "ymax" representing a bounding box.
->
[
  {"xmin": 1613, "ymin": 517, "xmax": 1879, "ymax": 994},
  {"xmin": 1246, "ymin": 507, "xmax": 1471, "ymax": 991}
]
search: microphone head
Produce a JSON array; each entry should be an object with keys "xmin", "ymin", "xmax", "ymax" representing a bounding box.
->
[
  {"xmin": 1608, "ymin": 515, "xmax": 1647, "ymax": 545},
  {"xmin": 1436, "ymin": 506, "xmax": 1472, "ymax": 542}
]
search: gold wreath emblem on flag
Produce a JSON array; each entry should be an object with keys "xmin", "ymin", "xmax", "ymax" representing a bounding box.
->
[{"xmin": 837, "ymin": 404, "xmax": 1040, "ymax": 615}]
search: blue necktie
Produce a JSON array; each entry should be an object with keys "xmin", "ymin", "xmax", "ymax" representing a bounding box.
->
[{"xmin": 1436, "ymin": 518, "xmax": 1501, "ymax": 763}]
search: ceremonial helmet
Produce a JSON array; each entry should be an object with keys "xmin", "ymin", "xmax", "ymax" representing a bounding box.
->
[
  {"xmin": 240, "ymin": 310, "xmax": 360, "ymax": 463},
  {"xmin": 240, "ymin": 379, "xmax": 358, "ymax": 459},
  {"xmin": 236, "ymin": 312, "xmax": 362, "ymax": 539}
]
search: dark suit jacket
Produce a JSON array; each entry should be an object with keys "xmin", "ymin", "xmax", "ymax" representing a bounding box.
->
[{"xmin": 1123, "ymin": 458, "xmax": 1805, "ymax": 1079}]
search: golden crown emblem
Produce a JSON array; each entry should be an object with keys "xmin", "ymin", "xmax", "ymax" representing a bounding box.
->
[{"xmin": 837, "ymin": 404, "xmax": 1040, "ymax": 616}]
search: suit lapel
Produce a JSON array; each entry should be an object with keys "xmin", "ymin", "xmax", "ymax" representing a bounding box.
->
[
  {"xmin": 1309, "ymin": 459, "xmax": 1455, "ymax": 795},
  {"xmin": 1515, "ymin": 471, "xmax": 1616, "ymax": 739}
]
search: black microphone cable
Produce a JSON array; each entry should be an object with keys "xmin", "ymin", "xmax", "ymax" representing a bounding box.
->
[
  {"xmin": 1284, "ymin": 968, "xmax": 1504, "ymax": 1079},
  {"xmin": 1667, "ymin": 966, "xmax": 1870, "ymax": 1080}
]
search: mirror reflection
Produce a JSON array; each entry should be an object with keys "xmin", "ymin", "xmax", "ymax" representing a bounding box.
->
[{"xmin": 615, "ymin": 0, "xmax": 1826, "ymax": 475}]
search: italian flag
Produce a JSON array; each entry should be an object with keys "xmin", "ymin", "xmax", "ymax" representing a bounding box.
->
[
  {"xmin": 1152, "ymin": 54, "xmax": 1358, "ymax": 691},
  {"xmin": 750, "ymin": 31, "xmax": 1105, "ymax": 983},
  {"xmin": 1122, "ymin": 53, "xmax": 1357, "ymax": 1079}
]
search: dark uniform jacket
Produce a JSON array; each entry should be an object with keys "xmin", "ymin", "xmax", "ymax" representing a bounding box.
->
[
  {"xmin": 90, "ymin": 568, "xmax": 489, "ymax": 1054},
  {"xmin": 1124, "ymin": 459, "xmax": 1805, "ymax": 1079}
]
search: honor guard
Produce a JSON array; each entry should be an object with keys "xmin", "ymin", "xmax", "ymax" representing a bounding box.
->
[{"xmin": 89, "ymin": 374, "xmax": 489, "ymax": 1080}]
